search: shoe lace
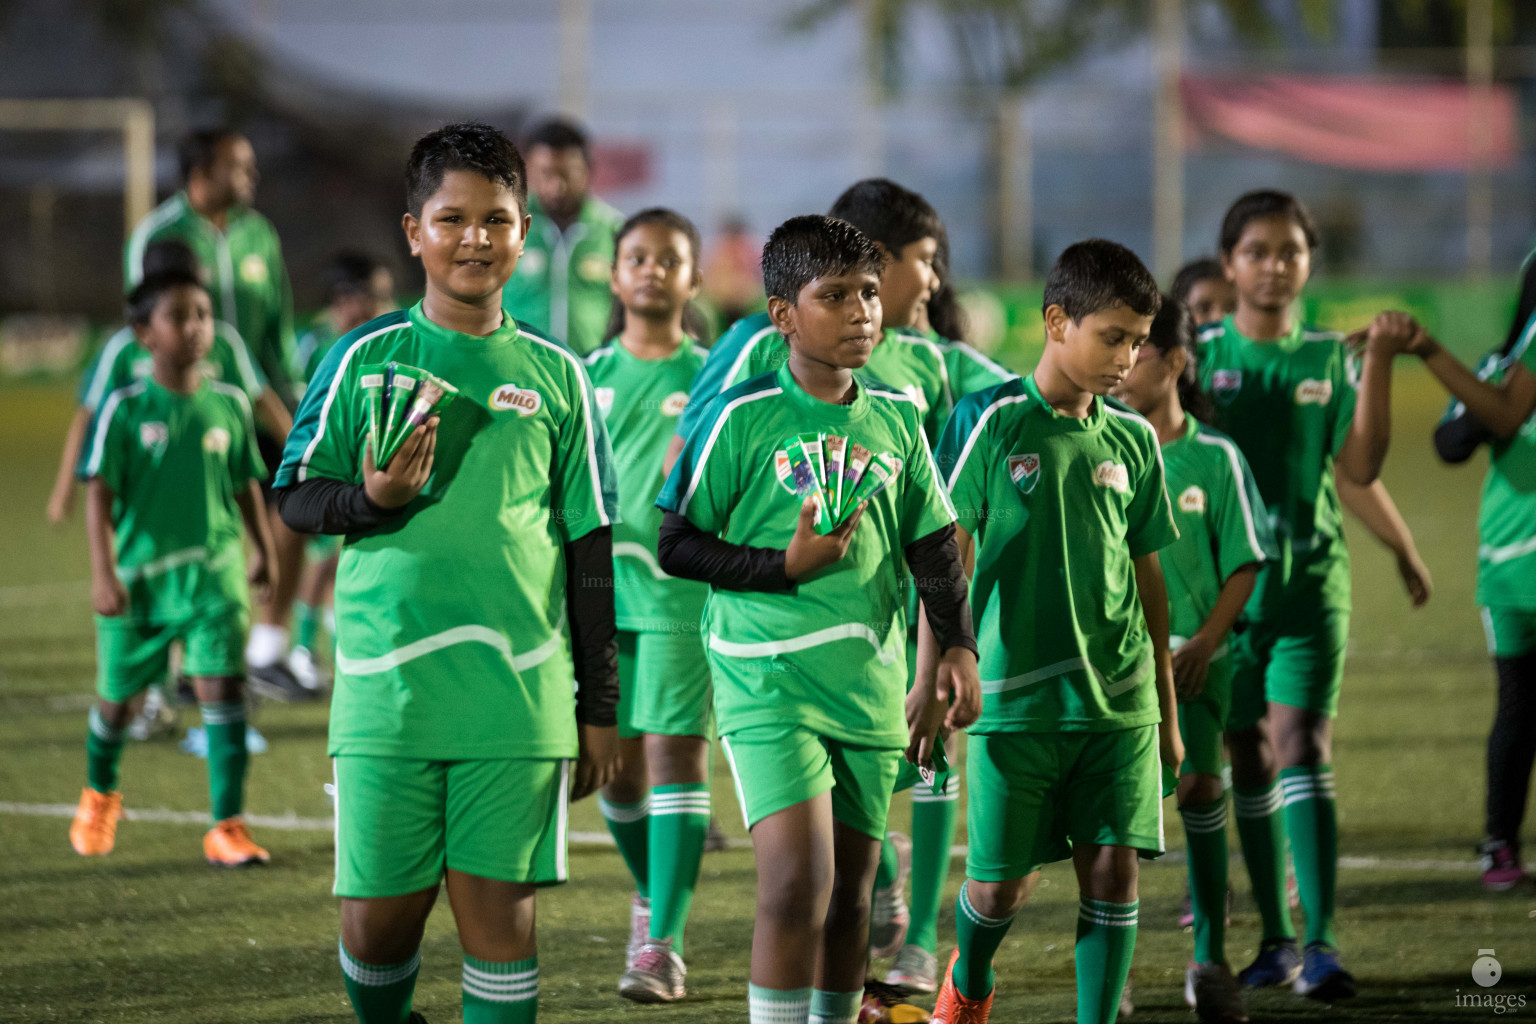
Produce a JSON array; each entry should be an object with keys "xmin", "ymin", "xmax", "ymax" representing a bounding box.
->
[{"xmin": 632, "ymin": 945, "xmax": 674, "ymax": 975}]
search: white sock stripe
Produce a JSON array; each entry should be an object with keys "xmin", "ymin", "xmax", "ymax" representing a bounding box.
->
[
  {"xmin": 1079, "ymin": 900, "xmax": 1139, "ymax": 916},
  {"xmin": 1179, "ymin": 805, "xmax": 1228, "ymax": 822},
  {"xmin": 958, "ymin": 883, "xmax": 1016, "ymax": 928},
  {"xmin": 651, "ymin": 806, "xmax": 713, "ymax": 816},
  {"xmin": 649, "ymin": 794, "xmax": 712, "ymax": 807},
  {"xmin": 598, "ymin": 797, "xmax": 650, "ymax": 823},
  {"xmin": 198, "ymin": 702, "xmax": 246, "ymax": 726},
  {"xmin": 462, "ymin": 962, "xmax": 538, "ymax": 984},
  {"xmin": 1234, "ymin": 790, "xmax": 1284, "ymax": 815},
  {"xmin": 1079, "ymin": 909, "xmax": 1140, "ymax": 927},
  {"xmin": 750, "ymin": 997, "xmax": 812, "ymax": 1022},
  {"xmin": 338, "ymin": 941, "xmax": 420, "ymax": 987},
  {"xmin": 88, "ymin": 707, "xmax": 125, "ymax": 742},
  {"xmin": 911, "ymin": 790, "xmax": 961, "ymax": 803},
  {"xmin": 462, "ymin": 981, "xmax": 537, "ymax": 1002}
]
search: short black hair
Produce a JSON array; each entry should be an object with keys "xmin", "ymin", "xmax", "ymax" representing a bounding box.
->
[
  {"xmin": 126, "ymin": 270, "xmax": 206, "ymax": 327},
  {"xmin": 827, "ymin": 178, "xmax": 944, "ymax": 257},
  {"xmin": 1042, "ymin": 239, "xmax": 1161, "ymax": 321},
  {"xmin": 1218, "ymin": 189, "xmax": 1320, "ymax": 255},
  {"xmin": 405, "ymin": 122, "xmax": 527, "ymax": 217},
  {"xmin": 140, "ymin": 239, "xmax": 201, "ymax": 280},
  {"xmin": 325, "ymin": 251, "xmax": 387, "ymax": 305},
  {"xmin": 523, "ymin": 117, "xmax": 590, "ymax": 161},
  {"xmin": 761, "ymin": 215, "xmax": 887, "ymax": 305},
  {"xmin": 1170, "ymin": 257, "xmax": 1225, "ymax": 307},
  {"xmin": 177, "ymin": 128, "xmax": 243, "ymax": 184}
]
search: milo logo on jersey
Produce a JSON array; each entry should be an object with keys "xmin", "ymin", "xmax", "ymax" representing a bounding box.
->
[
  {"xmin": 660, "ymin": 392, "xmax": 689, "ymax": 417},
  {"xmin": 1094, "ymin": 461, "xmax": 1130, "ymax": 494},
  {"xmin": 1294, "ymin": 378, "xmax": 1333, "ymax": 406},
  {"xmin": 1007, "ymin": 453, "xmax": 1041, "ymax": 495},
  {"xmin": 1212, "ymin": 370, "xmax": 1242, "ymax": 405},
  {"xmin": 1178, "ymin": 485, "xmax": 1206, "ymax": 513},
  {"xmin": 489, "ymin": 383, "xmax": 543, "ymax": 416}
]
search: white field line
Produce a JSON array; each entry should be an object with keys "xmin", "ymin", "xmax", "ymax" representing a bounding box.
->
[
  {"xmin": 0, "ymin": 580, "xmax": 90, "ymax": 607},
  {"xmin": 0, "ymin": 801, "xmax": 1494, "ymax": 869}
]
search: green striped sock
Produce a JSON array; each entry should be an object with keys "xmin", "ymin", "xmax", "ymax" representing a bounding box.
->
[
  {"xmin": 1280, "ymin": 765, "xmax": 1338, "ymax": 948},
  {"xmin": 338, "ymin": 939, "xmax": 418, "ymax": 1023},
  {"xmin": 199, "ymin": 701, "xmax": 247, "ymax": 822},
  {"xmin": 954, "ymin": 880, "xmax": 1015, "ymax": 1000},
  {"xmin": 809, "ymin": 987, "xmax": 861, "ymax": 1024},
  {"xmin": 1180, "ymin": 798, "xmax": 1230, "ymax": 963},
  {"xmin": 86, "ymin": 706, "xmax": 125, "ymax": 793},
  {"xmin": 908, "ymin": 770, "xmax": 960, "ymax": 952},
  {"xmin": 599, "ymin": 795, "xmax": 650, "ymax": 899},
  {"xmin": 748, "ymin": 983, "xmax": 811, "ymax": 1024},
  {"xmin": 462, "ymin": 954, "xmax": 537, "ymax": 1022},
  {"xmin": 648, "ymin": 783, "xmax": 709, "ymax": 956},
  {"xmin": 1076, "ymin": 898, "xmax": 1138, "ymax": 1024},
  {"xmin": 1233, "ymin": 781, "xmax": 1296, "ymax": 943}
]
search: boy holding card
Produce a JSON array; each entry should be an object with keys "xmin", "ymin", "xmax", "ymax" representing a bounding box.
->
[
  {"xmin": 275, "ymin": 122, "xmax": 621, "ymax": 1024},
  {"xmin": 656, "ymin": 215, "xmax": 979, "ymax": 1024}
]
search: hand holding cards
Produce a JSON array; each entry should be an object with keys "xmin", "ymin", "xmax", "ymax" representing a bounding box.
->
[{"xmin": 360, "ymin": 362, "xmax": 456, "ymax": 509}]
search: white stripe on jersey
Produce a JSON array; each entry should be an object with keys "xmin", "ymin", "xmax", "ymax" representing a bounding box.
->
[
  {"xmin": 867, "ymin": 386, "xmax": 958, "ymax": 521},
  {"xmin": 296, "ymin": 320, "xmax": 411, "ymax": 482},
  {"xmin": 1105, "ymin": 405, "xmax": 1177, "ymax": 527},
  {"xmin": 1191, "ymin": 429, "xmax": 1267, "ymax": 564},
  {"xmin": 124, "ymin": 195, "xmax": 187, "ymax": 288},
  {"xmin": 519, "ymin": 330, "xmax": 612, "ymax": 528},
  {"xmin": 84, "ymin": 380, "xmax": 148, "ymax": 477},
  {"xmin": 675, "ymin": 384, "xmax": 783, "ymax": 515},
  {"xmin": 334, "ymin": 621, "xmax": 564, "ymax": 677},
  {"xmin": 717, "ymin": 325, "xmax": 779, "ymax": 397},
  {"xmin": 942, "ymin": 392, "xmax": 1031, "ymax": 493},
  {"xmin": 82, "ymin": 329, "xmax": 138, "ymax": 410}
]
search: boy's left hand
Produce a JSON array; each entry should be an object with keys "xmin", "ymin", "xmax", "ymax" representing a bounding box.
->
[
  {"xmin": 1171, "ymin": 632, "xmax": 1216, "ymax": 700},
  {"xmin": 1396, "ymin": 548, "xmax": 1432, "ymax": 607},
  {"xmin": 1158, "ymin": 720, "xmax": 1185, "ymax": 773},
  {"xmin": 571, "ymin": 723, "xmax": 620, "ymax": 801},
  {"xmin": 905, "ymin": 647, "xmax": 978, "ymax": 768}
]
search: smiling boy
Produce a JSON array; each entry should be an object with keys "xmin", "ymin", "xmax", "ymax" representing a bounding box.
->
[{"xmin": 274, "ymin": 122, "xmax": 620, "ymax": 1024}]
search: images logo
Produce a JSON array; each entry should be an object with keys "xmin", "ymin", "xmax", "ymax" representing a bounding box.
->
[
  {"xmin": 490, "ymin": 384, "xmax": 543, "ymax": 416},
  {"xmin": 1454, "ymin": 949, "xmax": 1526, "ymax": 1014},
  {"xmin": 661, "ymin": 392, "xmax": 689, "ymax": 417}
]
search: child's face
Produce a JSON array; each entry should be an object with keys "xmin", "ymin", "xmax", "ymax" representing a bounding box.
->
[
  {"xmin": 1222, "ymin": 214, "xmax": 1311, "ymax": 314},
  {"xmin": 527, "ymin": 144, "xmax": 589, "ymax": 222},
  {"xmin": 1184, "ymin": 276, "xmax": 1236, "ymax": 327},
  {"xmin": 768, "ymin": 270, "xmax": 882, "ymax": 371},
  {"xmin": 136, "ymin": 285, "xmax": 215, "ymax": 371},
  {"xmin": 1111, "ymin": 342, "xmax": 1181, "ymax": 414},
  {"xmin": 610, "ymin": 222, "xmax": 698, "ymax": 323},
  {"xmin": 1043, "ymin": 302, "xmax": 1153, "ymax": 396},
  {"xmin": 879, "ymin": 236, "xmax": 940, "ymax": 330},
  {"xmin": 403, "ymin": 170, "xmax": 529, "ymax": 306}
]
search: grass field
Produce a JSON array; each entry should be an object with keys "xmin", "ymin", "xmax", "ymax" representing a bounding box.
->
[{"xmin": 2, "ymin": 370, "xmax": 1533, "ymax": 1023}]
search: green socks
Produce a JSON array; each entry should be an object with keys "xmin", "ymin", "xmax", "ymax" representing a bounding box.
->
[
  {"xmin": 296, "ymin": 600, "xmax": 320, "ymax": 650},
  {"xmin": 86, "ymin": 706, "xmax": 125, "ymax": 793},
  {"xmin": 462, "ymin": 954, "xmax": 537, "ymax": 1022},
  {"xmin": 749, "ymin": 983, "xmax": 811, "ymax": 1023},
  {"xmin": 200, "ymin": 701, "xmax": 248, "ymax": 822},
  {"xmin": 809, "ymin": 988, "xmax": 861, "ymax": 1024},
  {"xmin": 339, "ymin": 940, "xmax": 419, "ymax": 1023},
  {"xmin": 908, "ymin": 775, "xmax": 961, "ymax": 952},
  {"xmin": 954, "ymin": 880, "xmax": 1015, "ymax": 1000},
  {"xmin": 599, "ymin": 795, "xmax": 650, "ymax": 899},
  {"xmin": 1076, "ymin": 898, "xmax": 1138, "ymax": 1024},
  {"xmin": 1280, "ymin": 765, "xmax": 1338, "ymax": 948},
  {"xmin": 1233, "ymin": 781, "xmax": 1296, "ymax": 943},
  {"xmin": 648, "ymin": 783, "xmax": 709, "ymax": 956},
  {"xmin": 1179, "ymin": 798, "xmax": 1229, "ymax": 963}
]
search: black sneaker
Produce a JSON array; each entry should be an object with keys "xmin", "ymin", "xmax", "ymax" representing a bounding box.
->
[
  {"xmin": 247, "ymin": 660, "xmax": 315, "ymax": 702},
  {"xmin": 174, "ymin": 673, "xmax": 197, "ymax": 705},
  {"xmin": 407, "ymin": 1014, "xmax": 429, "ymax": 1024}
]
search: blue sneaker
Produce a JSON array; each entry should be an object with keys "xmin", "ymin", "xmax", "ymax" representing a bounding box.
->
[
  {"xmin": 1237, "ymin": 939, "xmax": 1301, "ymax": 989},
  {"xmin": 1293, "ymin": 942, "xmax": 1356, "ymax": 1002}
]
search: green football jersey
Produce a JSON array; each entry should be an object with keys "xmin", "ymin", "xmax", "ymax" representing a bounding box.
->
[
  {"xmin": 656, "ymin": 364, "xmax": 956, "ymax": 747},
  {"xmin": 294, "ymin": 317, "xmax": 339, "ymax": 389},
  {"xmin": 584, "ymin": 338, "xmax": 709, "ymax": 632},
  {"xmin": 675, "ymin": 313, "xmax": 783, "ymax": 441},
  {"xmin": 1196, "ymin": 316, "xmax": 1358, "ymax": 613},
  {"xmin": 1470, "ymin": 323, "xmax": 1536, "ymax": 609},
  {"xmin": 84, "ymin": 376, "xmax": 264, "ymax": 624},
  {"xmin": 275, "ymin": 304, "xmax": 621, "ymax": 760},
  {"xmin": 125, "ymin": 192, "xmax": 297, "ymax": 401},
  {"xmin": 501, "ymin": 195, "xmax": 625, "ymax": 357},
  {"xmin": 929, "ymin": 331, "xmax": 1017, "ymax": 400},
  {"xmin": 937, "ymin": 373, "xmax": 1179, "ymax": 733},
  {"xmin": 75, "ymin": 323, "xmax": 265, "ymax": 479},
  {"xmin": 1158, "ymin": 416, "xmax": 1276, "ymax": 647}
]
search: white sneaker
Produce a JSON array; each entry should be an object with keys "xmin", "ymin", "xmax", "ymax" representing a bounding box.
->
[
  {"xmin": 619, "ymin": 939, "xmax": 686, "ymax": 1002},
  {"xmin": 626, "ymin": 894, "xmax": 651, "ymax": 968},
  {"xmin": 885, "ymin": 944, "xmax": 938, "ymax": 993},
  {"xmin": 1185, "ymin": 961, "xmax": 1249, "ymax": 1023},
  {"xmin": 128, "ymin": 686, "xmax": 178, "ymax": 741},
  {"xmin": 288, "ymin": 646, "xmax": 328, "ymax": 694},
  {"xmin": 869, "ymin": 831, "xmax": 911, "ymax": 957}
]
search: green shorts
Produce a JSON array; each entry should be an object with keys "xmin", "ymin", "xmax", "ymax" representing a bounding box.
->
[
  {"xmin": 332, "ymin": 756, "xmax": 569, "ymax": 898},
  {"xmin": 1228, "ymin": 608, "xmax": 1349, "ymax": 731},
  {"xmin": 95, "ymin": 608, "xmax": 248, "ymax": 702},
  {"xmin": 719, "ymin": 723, "xmax": 901, "ymax": 839},
  {"xmin": 1178, "ymin": 654, "xmax": 1232, "ymax": 778},
  {"xmin": 1482, "ymin": 606, "xmax": 1536, "ymax": 658},
  {"xmin": 617, "ymin": 629, "xmax": 713, "ymax": 739},
  {"xmin": 965, "ymin": 726, "xmax": 1164, "ymax": 881}
]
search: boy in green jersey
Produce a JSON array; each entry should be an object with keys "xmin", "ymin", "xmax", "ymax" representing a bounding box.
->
[
  {"xmin": 70, "ymin": 269, "xmax": 277, "ymax": 866},
  {"xmin": 1114, "ymin": 298, "xmax": 1276, "ymax": 1022},
  {"xmin": 656, "ymin": 215, "xmax": 979, "ymax": 1024},
  {"xmin": 501, "ymin": 117, "xmax": 625, "ymax": 356},
  {"xmin": 1197, "ymin": 190, "xmax": 1417, "ymax": 1001},
  {"xmin": 275, "ymin": 123, "xmax": 621, "ymax": 1024},
  {"xmin": 583, "ymin": 208, "xmax": 712, "ymax": 1002},
  {"xmin": 927, "ymin": 239, "xmax": 1182, "ymax": 1024},
  {"xmin": 1415, "ymin": 267, "xmax": 1536, "ymax": 889}
]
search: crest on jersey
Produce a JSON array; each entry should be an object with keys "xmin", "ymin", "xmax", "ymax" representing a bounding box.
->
[
  {"xmin": 1007, "ymin": 453, "xmax": 1040, "ymax": 495},
  {"xmin": 239, "ymin": 253, "xmax": 268, "ymax": 285},
  {"xmin": 594, "ymin": 387, "xmax": 615, "ymax": 415},
  {"xmin": 1178, "ymin": 485, "xmax": 1206, "ymax": 513},
  {"xmin": 139, "ymin": 422, "xmax": 168, "ymax": 454},
  {"xmin": 1094, "ymin": 461, "xmax": 1130, "ymax": 494},
  {"xmin": 1212, "ymin": 370, "xmax": 1242, "ymax": 405},
  {"xmin": 1294, "ymin": 378, "xmax": 1333, "ymax": 406},
  {"xmin": 489, "ymin": 384, "xmax": 543, "ymax": 416},
  {"xmin": 660, "ymin": 391, "xmax": 689, "ymax": 417},
  {"xmin": 202, "ymin": 427, "xmax": 231, "ymax": 456}
]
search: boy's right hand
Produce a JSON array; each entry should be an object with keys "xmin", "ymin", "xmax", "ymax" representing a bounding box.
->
[
  {"xmin": 784, "ymin": 497, "xmax": 865, "ymax": 581},
  {"xmin": 571, "ymin": 723, "xmax": 621, "ymax": 801},
  {"xmin": 92, "ymin": 574, "xmax": 128, "ymax": 617},
  {"xmin": 1158, "ymin": 719, "xmax": 1184, "ymax": 773},
  {"xmin": 364, "ymin": 418, "xmax": 438, "ymax": 509}
]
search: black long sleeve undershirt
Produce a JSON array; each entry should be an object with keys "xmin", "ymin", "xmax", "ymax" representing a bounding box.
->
[
  {"xmin": 275, "ymin": 478, "xmax": 620, "ymax": 727},
  {"xmin": 1433, "ymin": 403, "xmax": 1494, "ymax": 465},
  {"xmin": 657, "ymin": 512, "xmax": 976, "ymax": 656}
]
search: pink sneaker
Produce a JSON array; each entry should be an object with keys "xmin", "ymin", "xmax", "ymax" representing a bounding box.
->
[{"xmin": 1480, "ymin": 840, "xmax": 1527, "ymax": 891}]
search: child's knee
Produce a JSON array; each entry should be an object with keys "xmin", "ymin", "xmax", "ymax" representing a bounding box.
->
[
  {"xmin": 966, "ymin": 876, "xmax": 1031, "ymax": 919},
  {"xmin": 1177, "ymin": 772, "xmax": 1224, "ymax": 807},
  {"xmin": 96, "ymin": 698, "xmax": 133, "ymax": 732},
  {"xmin": 757, "ymin": 858, "xmax": 833, "ymax": 929}
]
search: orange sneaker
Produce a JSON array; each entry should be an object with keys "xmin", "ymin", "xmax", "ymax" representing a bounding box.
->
[
  {"xmin": 70, "ymin": 787, "xmax": 123, "ymax": 856},
  {"xmin": 932, "ymin": 950, "xmax": 994, "ymax": 1024},
  {"xmin": 203, "ymin": 817, "xmax": 270, "ymax": 867}
]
